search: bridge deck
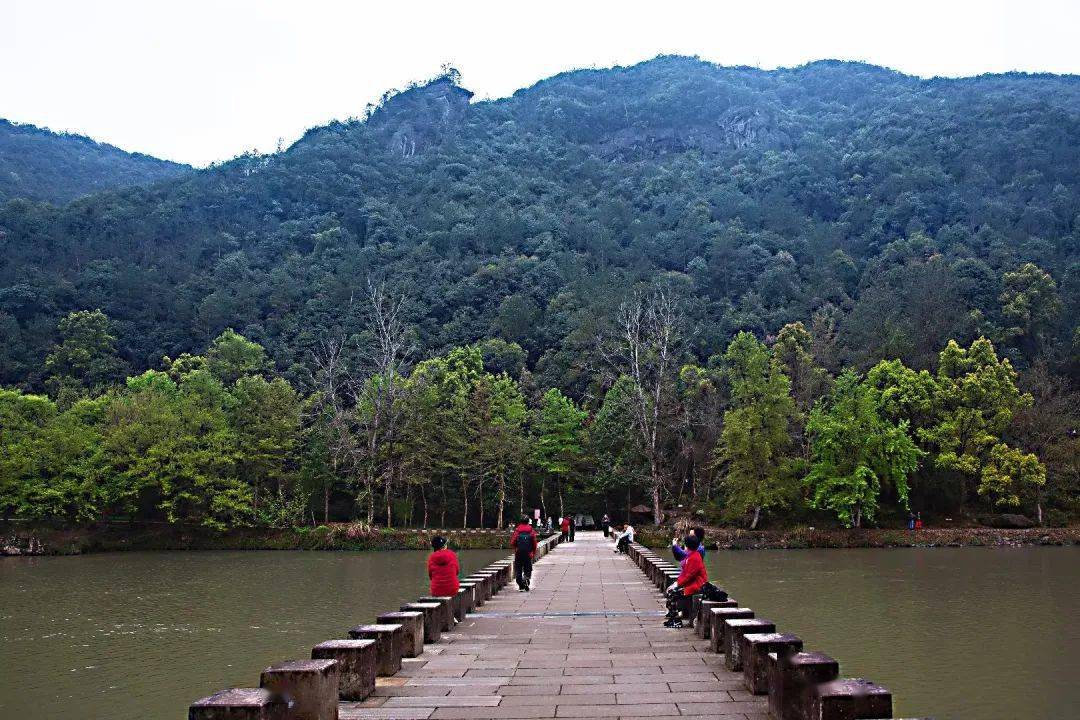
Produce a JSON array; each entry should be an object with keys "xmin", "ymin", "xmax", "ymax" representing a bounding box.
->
[{"xmin": 342, "ymin": 531, "xmax": 767, "ymax": 720}]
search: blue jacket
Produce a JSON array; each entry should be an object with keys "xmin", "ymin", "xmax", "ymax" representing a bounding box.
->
[{"xmin": 672, "ymin": 540, "xmax": 706, "ymax": 562}]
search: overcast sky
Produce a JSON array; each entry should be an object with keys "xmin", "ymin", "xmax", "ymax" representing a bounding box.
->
[{"xmin": 4, "ymin": 0, "xmax": 1079, "ymax": 167}]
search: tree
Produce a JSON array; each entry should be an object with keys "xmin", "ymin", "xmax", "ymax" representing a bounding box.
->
[
  {"xmin": 44, "ymin": 309, "xmax": 126, "ymax": 402},
  {"xmin": 484, "ymin": 374, "xmax": 527, "ymax": 529},
  {"xmin": 205, "ymin": 329, "xmax": 271, "ymax": 385},
  {"xmin": 978, "ymin": 443, "xmax": 1046, "ymax": 513},
  {"xmin": 804, "ymin": 371, "xmax": 922, "ymax": 527},
  {"xmin": 921, "ymin": 337, "xmax": 1033, "ymax": 505},
  {"xmin": 999, "ymin": 263, "xmax": 1062, "ymax": 358},
  {"xmin": 531, "ymin": 388, "xmax": 586, "ymax": 519},
  {"xmin": 232, "ymin": 375, "xmax": 302, "ymax": 525},
  {"xmin": 601, "ymin": 289, "xmax": 681, "ymax": 525},
  {"xmin": 715, "ymin": 332, "xmax": 799, "ymax": 529}
]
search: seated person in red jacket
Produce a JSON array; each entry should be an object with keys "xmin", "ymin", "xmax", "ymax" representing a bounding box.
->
[
  {"xmin": 663, "ymin": 534, "xmax": 707, "ymax": 628},
  {"xmin": 427, "ymin": 535, "xmax": 460, "ymax": 597}
]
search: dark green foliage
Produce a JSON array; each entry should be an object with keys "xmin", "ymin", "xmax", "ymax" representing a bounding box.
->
[
  {"xmin": 0, "ymin": 119, "xmax": 188, "ymax": 204},
  {"xmin": 0, "ymin": 57, "xmax": 1077, "ymax": 528}
]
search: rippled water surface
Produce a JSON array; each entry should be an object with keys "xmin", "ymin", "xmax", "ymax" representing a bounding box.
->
[
  {"xmin": 0, "ymin": 549, "xmax": 507, "ymax": 720},
  {"xmin": 705, "ymin": 546, "xmax": 1079, "ymax": 720}
]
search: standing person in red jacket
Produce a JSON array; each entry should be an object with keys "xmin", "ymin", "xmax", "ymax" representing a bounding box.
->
[
  {"xmin": 559, "ymin": 516, "xmax": 570, "ymax": 542},
  {"xmin": 511, "ymin": 516, "xmax": 538, "ymax": 591},
  {"xmin": 663, "ymin": 534, "xmax": 707, "ymax": 628},
  {"xmin": 427, "ymin": 536, "xmax": 460, "ymax": 597}
]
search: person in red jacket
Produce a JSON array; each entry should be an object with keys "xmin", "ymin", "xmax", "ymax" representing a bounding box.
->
[
  {"xmin": 427, "ymin": 535, "xmax": 460, "ymax": 597},
  {"xmin": 559, "ymin": 516, "xmax": 570, "ymax": 542},
  {"xmin": 511, "ymin": 516, "xmax": 538, "ymax": 591},
  {"xmin": 663, "ymin": 534, "xmax": 707, "ymax": 628}
]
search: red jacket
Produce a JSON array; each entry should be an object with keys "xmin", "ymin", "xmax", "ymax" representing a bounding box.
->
[
  {"xmin": 428, "ymin": 548, "xmax": 460, "ymax": 597},
  {"xmin": 510, "ymin": 523, "xmax": 537, "ymax": 557},
  {"xmin": 560, "ymin": 518, "xmax": 570, "ymax": 532},
  {"xmin": 676, "ymin": 550, "xmax": 707, "ymax": 596}
]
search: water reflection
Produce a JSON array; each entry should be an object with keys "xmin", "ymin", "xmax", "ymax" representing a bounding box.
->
[
  {"xmin": 0, "ymin": 549, "xmax": 507, "ymax": 720},
  {"xmin": 704, "ymin": 546, "xmax": 1079, "ymax": 720}
]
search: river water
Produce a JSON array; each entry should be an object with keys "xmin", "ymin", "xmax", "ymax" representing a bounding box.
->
[
  {"xmin": 0, "ymin": 549, "xmax": 507, "ymax": 720},
  {"xmin": 0, "ymin": 546, "xmax": 1075, "ymax": 720},
  {"xmin": 705, "ymin": 546, "xmax": 1079, "ymax": 720}
]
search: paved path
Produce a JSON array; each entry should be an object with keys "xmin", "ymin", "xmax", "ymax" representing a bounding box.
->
[{"xmin": 342, "ymin": 531, "xmax": 767, "ymax": 720}]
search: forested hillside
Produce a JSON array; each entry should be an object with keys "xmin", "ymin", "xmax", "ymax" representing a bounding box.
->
[
  {"xmin": 1, "ymin": 57, "xmax": 1077, "ymax": 531},
  {"xmin": 0, "ymin": 119, "xmax": 188, "ymax": 204}
]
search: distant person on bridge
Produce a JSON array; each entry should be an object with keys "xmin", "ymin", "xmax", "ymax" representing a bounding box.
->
[
  {"xmin": 568, "ymin": 515, "xmax": 576, "ymax": 542},
  {"xmin": 664, "ymin": 533, "xmax": 707, "ymax": 628},
  {"xmin": 511, "ymin": 516, "xmax": 538, "ymax": 591},
  {"xmin": 560, "ymin": 516, "xmax": 570, "ymax": 542},
  {"xmin": 428, "ymin": 535, "xmax": 460, "ymax": 597},
  {"xmin": 601, "ymin": 513, "xmax": 611, "ymax": 537}
]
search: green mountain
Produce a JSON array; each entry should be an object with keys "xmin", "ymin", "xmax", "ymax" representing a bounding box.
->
[
  {"xmin": 0, "ymin": 118, "xmax": 189, "ymax": 204},
  {"xmin": 1, "ymin": 56, "xmax": 1078, "ymax": 392}
]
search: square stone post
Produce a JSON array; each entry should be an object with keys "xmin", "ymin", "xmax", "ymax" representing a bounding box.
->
[
  {"xmin": 401, "ymin": 602, "xmax": 442, "ymax": 643},
  {"xmin": 346, "ymin": 624, "xmax": 404, "ymax": 676},
  {"xmin": 810, "ymin": 678, "xmax": 892, "ymax": 720},
  {"xmin": 709, "ymin": 607, "xmax": 754, "ymax": 653},
  {"xmin": 417, "ymin": 596, "xmax": 455, "ymax": 632},
  {"xmin": 259, "ymin": 659, "xmax": 339, "ymax": 720},
  {"xmin": 740, "ymin": 632, "xmax": 803, "ymax": 695},
  {"xmin": 376, "ymin": 611, "xmax": 424, "ymax": 657},
  {"xmin": 189, "ymin": 688, "xmax": 287, "ymax": 720},
  {"xmin": 311, "ymin": 639, "xmax": 377, "ymax": 700},
  {"xmin": 768, "ymin": 650, "xmax": 839, "ymax": 720},
  {"xmin": 722, "ymin": 618, "xmax": 775, "ymax": 671}
]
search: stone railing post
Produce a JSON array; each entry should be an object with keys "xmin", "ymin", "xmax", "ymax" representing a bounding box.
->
[
  {"xmin": 259, "ymin": 659, "xmax": 339, "ymax": 720},
  {"xmin": 346, "ymin": 624, "xmax": 404, "ymax": 676},
  {"xmin": 188, "ymin": 688, "xmax": 287, "ymax": 720},
  {"xmin": 311, "ymin": 639, "xmax": 377, "ymax": 700}
]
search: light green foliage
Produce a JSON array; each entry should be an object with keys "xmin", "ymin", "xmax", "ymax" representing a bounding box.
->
[
  {"xmin": 44, "ymin": 310, "xmax": 126, "ymax": 401},
  {"xmin": 205, "ymin": 329, "xmax": 272, "ymax": 385},
  {"xmin": 771, "ymin": 322, "xmax": 830, "ymax": 412},
  {"xmin": 805, "ymin": 372, "xmax": 922, "ymax": 527},
  {"xmin": 999, "ymin": 263, "xmax": 1062, "ymax": 351},
  {"xmin": 978, "ymin": 443, "xmax": 1046, "ymax": 508},
  {"xmin": 715, "ymin": 332, "xmax": 799, "ymax": 528},
  {"xmin": 531, "ymin": 388, "xmax": 586, "ymax": 487},
  {"xmin": 923, "ymin": 338, "xmax": 1031, "ymax": 478}
]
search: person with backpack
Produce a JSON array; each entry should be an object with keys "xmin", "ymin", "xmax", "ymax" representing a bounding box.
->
[
  {"xmin": 511, "ymin": 515, "xmax": 538, "ymax": 591},
  {"xmin": 427, "ymin": 535, "xmax": 460, "ymax": 597}
]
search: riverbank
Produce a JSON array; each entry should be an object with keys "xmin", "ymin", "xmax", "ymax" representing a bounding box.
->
[
  {"xmin": 634, "ymin": 525, "xmax": 1080, "ymax": 549},
  {"xmin": 3, "ymin": 521, "xmax": 1077, "ymax": 556},
  {"xmin": 0, "ymin": 521, "xmax": 542, "ymax": 556}
]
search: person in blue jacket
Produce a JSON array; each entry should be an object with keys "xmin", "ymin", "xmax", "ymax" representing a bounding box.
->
[{"xmin": 672, "ymin": 526, "xmax": 707, "ymax": 562}]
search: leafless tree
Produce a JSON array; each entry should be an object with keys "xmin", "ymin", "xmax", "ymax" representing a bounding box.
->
[
  {"xmin": 599, "ymin": 288, "xmax": 681, "ymax": 525},
  {"xmin": 351, "ymin": 280, "xmax": 414, "ymax": 526},
  {"xmin": 309, "ymin": 332, "xmax": 355, "ymax": 524}
]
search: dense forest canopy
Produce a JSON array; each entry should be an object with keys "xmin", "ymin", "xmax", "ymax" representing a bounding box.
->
[
  {"xmin": 0, "ymin": 119, "xmax": 189, "ymax": 204},
  {"xmin": 0, "ymin": 57, "xmax": 1077, "ymax": 530}
]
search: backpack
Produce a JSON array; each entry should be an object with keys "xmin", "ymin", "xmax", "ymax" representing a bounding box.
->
[
  {"xmin": 701, "ymin": 582, "xmax": 727, "ymax": 602},
  {"xmin": 515, "ymin": 530, "xmax": 534, "ymax": 553}
]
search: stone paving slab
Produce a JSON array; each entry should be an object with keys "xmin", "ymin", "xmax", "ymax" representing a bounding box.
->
[{"xmin": 344, "ymin": 531, "xmax": 766, "ymax": 720}]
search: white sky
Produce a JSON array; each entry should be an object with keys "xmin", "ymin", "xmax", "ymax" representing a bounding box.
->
[{"xmin": 4, "ymin": 0, "xmax": 1079, "ymax": 167}]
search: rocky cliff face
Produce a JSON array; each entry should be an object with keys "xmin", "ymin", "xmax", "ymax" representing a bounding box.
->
[{"xmin": 367, "ymin": 78, "xmax": 474, "ymax": 158}]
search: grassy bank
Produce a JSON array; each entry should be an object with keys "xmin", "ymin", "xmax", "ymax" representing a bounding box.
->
[
  {"xmin": 0, "ymin": 521, "xmax": 539, "ymax": 556},
  {"xmin": 3, "ymin": 521, "xmax": 1077, "ymax": 556},
  {"xmin": 633, "ymin": 526, "xmax": 1080, "ymax": 550}
]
